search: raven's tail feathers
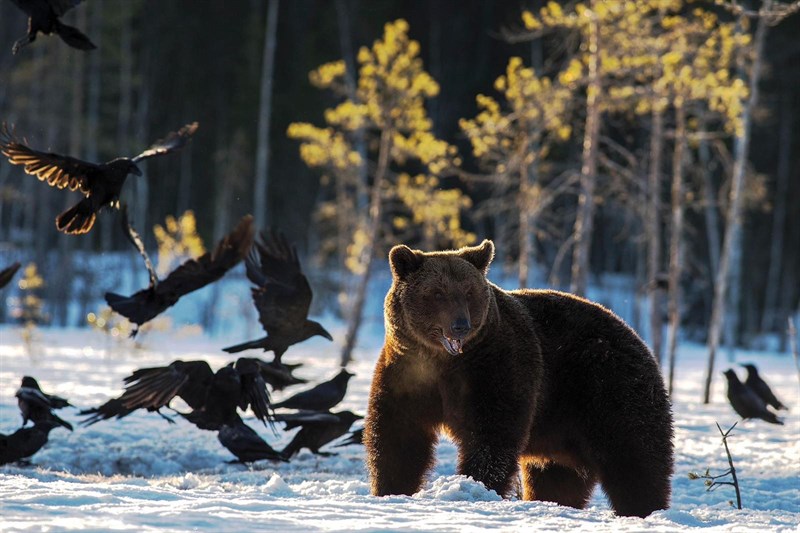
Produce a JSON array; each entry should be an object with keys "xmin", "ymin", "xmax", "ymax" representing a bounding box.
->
[
  {"xmin": 55, "ymin": 21, "xmax": 97, "ymax": 51},
  {"xmin": 56, "ymin": 198, "xmax": 96, "ymax": 235}
]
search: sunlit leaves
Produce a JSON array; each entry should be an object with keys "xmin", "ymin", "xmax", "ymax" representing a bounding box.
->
[{"xmin": 153, "ymin": 210, "xmax": 206, "ymax": 277}]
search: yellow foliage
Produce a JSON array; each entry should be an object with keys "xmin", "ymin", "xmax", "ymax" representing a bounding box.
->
[{"xmin": 153, "ymin": 210, "xmax": 206, "ymax": 276}]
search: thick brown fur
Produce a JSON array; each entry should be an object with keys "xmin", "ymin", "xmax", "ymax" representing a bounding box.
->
[{"xmin": 364, "ymin": 240, "xmax": 674, "ymax": 518}]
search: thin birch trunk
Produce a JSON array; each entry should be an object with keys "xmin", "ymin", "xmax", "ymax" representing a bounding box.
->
[
  {"xmin": 648, "ymin": 106, "xmax": 665, "ymax": 366},
  {"xmin": 667, "ymin": 104, "xmax": 686, "ymax": 396},
  {"xmin": 253, "ymin": 0, "xmax": 279, "ymax": 225},
  {"xmin": 760, "ymin": 95, "xmax": 791, "ymax": 334},
  {"xmin": 570, "ymin": 5, "xmax": 600, "ymax": 297},
  {"xmin": 703, "ymin": 2, "xmax": 771, "ymax": 404},
  {"xmin": 340, "ymin": 128, "xmax": 393, "ymax": 367}
]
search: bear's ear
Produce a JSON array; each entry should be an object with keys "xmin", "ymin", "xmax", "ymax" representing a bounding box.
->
[
  {"xmin": 459, "ymin": 239, "xmax": 494, "ymax": 275},
  {"xmin": 389, "ymin": 244, "xmax": 424, "ymax": 280}
]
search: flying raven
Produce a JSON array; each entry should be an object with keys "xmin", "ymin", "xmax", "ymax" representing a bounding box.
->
[
  {"xmin": 8, "ymin": 0, "xmax": 96, "ymax": 54},
  {"xmin": 223, "ymin": 230, "xmax": 332, "ymax": 362},
  {"xmin": 80, "ymin": 357, "xmax": 274, "ymax": 429},
  {"xmin": 1, "ymin": 122, "xmax": 198, "ymax": 234},
  {"xmin": 105, "ymin": 213, "xmax": 254, "ymax": 336},
  {"xmin": 0, "ymin": 262, "xmax": 21, "ymax": 289},
  {"xmin": 723, "ymin": 369, "xmax": 783, "ymax": 425}
]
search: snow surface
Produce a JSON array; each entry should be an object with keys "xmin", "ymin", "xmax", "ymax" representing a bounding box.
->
[{"xmin": 1, "ymin": 324, "xmax": 798, "ymax": 532}]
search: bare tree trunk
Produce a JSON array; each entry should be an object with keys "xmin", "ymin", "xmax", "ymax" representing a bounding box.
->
[
  {"xmin": 760, "ymin": 94, "xmax": 791, "ymax": 334},
  {"xmin": 570, "ymin": 6, "xmax": 600, "ymax": 297},
  {"xmin": 667, "ymin": 104, "xmax": 686, "ymax": 396},
  {"xmin": 700, "ymin": 152, "xmax": 721, "ymax": 275},
  {"xmin": 340, "ymin": 128, "xmax": 393, "ymax": 367},
  {"xmin": 518, "ymin": 139, "xmax": 531, "ymax": 289},
  {"xmin": 703, "ymin": 4, "xmax": 770, "ymax": 404},
  {"xmin": 648, "ymin": 107, "xmax": 665, "ymax": 366},
  {"xmin": 253, "ymin": 0, "xmax": 279, "ymax": 225},
  {"xmin": 335, "ymin": 0, "xmax": 367, "ymax": 213}
]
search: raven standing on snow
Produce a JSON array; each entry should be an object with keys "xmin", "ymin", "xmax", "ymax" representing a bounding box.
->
[
  {"xmin": 723, "ymin": 369, "xmax": 783, "ymax": 425},
  {"xmin": 741, "ymin": 363, "xmax": 788, "ymax": 411},
  {"xmin": 15, "ymin": 376, "xmax": 73, "ymax": 431},
  {"xmin": 223, "ymin": 230, "xmax": 333, "ymax": 362},
  {"xmin": 0, "ymin": 420, "xmax": 62, "ymax": 465},
  {"xmin": 271, "ymin": 369, "xmax": 354, "ymax": 412},
  {"xmin": 8, "ymin": 0, "xmax": 96, "ymax": 54},
  {"xmin": 0, "ymin": 122, "xmax": 198, "ymax": 234},
  {"xmin": 278, "ymin": 411, "xmax": 363, "ymax": 458},
  {"xmin": 104, "ymin": 213, "xmax": 254, "ymax": 336}
]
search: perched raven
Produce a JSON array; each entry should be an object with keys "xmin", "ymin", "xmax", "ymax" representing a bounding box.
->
[
  {"xmin": 217, "ymin": 421, "xmax": 287, "ymax": 463},
  {"xmin": 222, "ymin": 230, "xmax": 332, "ymax": 362},
  {"xmin": 741, "ymin": 363, "xmax": 788, "ymax": 411},
  {"xmin": 15, "ymin": 376, "xmax": 72, "ymax": 431},
  {"xmin": 333, "ymin": 427, "xmax": 363, "ymax": 448},
  {"xmin": 80, "ymin": 357, "xmax": 274, "ymax": 429},
  {"xmin": 723, "ymin": 369, "xmax": 783, "ymax": 425},
  {"xmin": 105, "ymin": 214, "xmax": 254, "ymax": 336},
  {"xmin": 0, "ymin": 262, "xmax": 21, "ymax": 289},
  {"xmin": 1, "ymin": 122, "xmax": 198, "ymax": 234},
  {"xmin": 278, "ymin": 411, "xmax": 363, "ymax": 458},
  {"xmin": 0, "ymin": 420, "xmax": 61, "ymax": 466},
  {"xmin": 8, "ymin": 0, "xmax": 96, "ymax": 54},
  {"xmin": 272, "ymin": 369, "xmax": 354, "ymax": 412}
]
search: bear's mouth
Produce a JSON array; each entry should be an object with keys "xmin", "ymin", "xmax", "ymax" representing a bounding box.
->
[{"xmin": 440, "ymin": 335, "xmax": 463, "ymax": 355}]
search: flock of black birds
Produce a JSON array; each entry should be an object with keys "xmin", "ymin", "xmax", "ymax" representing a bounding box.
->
[{"xmin": 0, "ymin": 9, "xmax": 360, "ymax": 462}]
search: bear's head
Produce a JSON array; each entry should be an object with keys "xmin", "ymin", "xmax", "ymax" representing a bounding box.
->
[{"xmin": 387, "ymin": 239, "xmax": 495, "ymax": 356}]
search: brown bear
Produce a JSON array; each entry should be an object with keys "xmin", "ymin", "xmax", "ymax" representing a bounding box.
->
[{"xmin": 364, "ymin": 239, "xmax": 673, "ymax": 518}]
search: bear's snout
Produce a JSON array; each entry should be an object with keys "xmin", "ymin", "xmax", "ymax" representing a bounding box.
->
[{"xmin": 449, "ymin": 317, "xmax": 471, "ymax": 339}]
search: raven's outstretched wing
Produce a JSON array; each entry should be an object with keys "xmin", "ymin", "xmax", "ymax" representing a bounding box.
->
[
  {"xmin": 121, "ymin": 204, "xmax": 157, "ymax": 288},
  {"xmin": 0, "ymin": 262, "xmax": 21, "ymax": 289},
  {"xmin": 1, "ymin": 125, "xmax": 99, "ymax": 194},
  {"xmin": 132, "ymin": 122, "xmax": 199, "ymax": 163},
  {"xmin": 234, "ymin": 358, "xmax": 273, "ymax": 427},
  {"xmin": 247, "ymin": 230, "xmax": 314, "ymax": 335},
  {"xmin": 80, "ymin": 360, "xmax": 214, "ymax": 425},
  {"xmin": 153, "ymin": 214, "xmax": 254, "ymax": 299}
]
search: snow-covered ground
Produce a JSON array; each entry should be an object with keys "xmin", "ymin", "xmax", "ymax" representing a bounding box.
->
[{"xmin": 0, "ymin": 324, "xmax": 798, "ymax": 532}]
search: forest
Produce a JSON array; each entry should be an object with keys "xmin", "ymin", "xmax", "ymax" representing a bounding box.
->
[{"xmin": 1, "ymin": 0, "xmax": 799, "ymax": 386}]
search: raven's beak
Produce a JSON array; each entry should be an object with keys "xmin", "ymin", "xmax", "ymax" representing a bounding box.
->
[
  {"xmin": 132, "ymin": 165, "xmax": 143, "ymax": 176},
  {"xmin": 321, "ymin": 329, "xmax": 333, "ymax": 341}
]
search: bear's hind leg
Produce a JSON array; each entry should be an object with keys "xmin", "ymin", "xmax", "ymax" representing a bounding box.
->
[
  {"xmin": 521, "ymin": 460, "xmax": 597, "ymax": 508},
  {"xmin": 598, "ymin": 459, "xmax": 671, "ymax": 518}
]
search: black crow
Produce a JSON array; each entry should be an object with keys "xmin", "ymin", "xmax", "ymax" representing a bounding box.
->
[
  {"xmin": 222, "ymin": 230, "xmax": 332, "ymax": 362},
  {"xmin": 741, "ymin": 363, "xmax": 788, "ymax": 411},
  {"xmin": 333, "ymin": 427, "xmax": 363, "ymax": 448},
  {"xmin": 1, "ymin": 122, "xmax": 198, "ymax": 234},
  {"xmin": 8, "ymin": 0, "xmax": 96, "ymax": 54},
  {"xmin": 0, "ymin": 420, "xmax": 61, "ymax": 466},
  {"xmin": 105, "ymin": 214, "xmax": 254, "ymax": 336},
  {"xmin": 217, "ymin": 421, "xmax": 287, "ymax": 463},
  {"xmin": 272, "ymin": 369, "xmax": 354, "ymax": 411},
  {"xmin": 256, "ymin": 359, "xmax": 308, "ymax": 392},
  {"xmin": 15, "ymin": 376, "xmax": 72, "ymax": 431},
  {"xmin": 0, "ymin": 262, "xmax": 21, "ymax": 289},
  {"xmin": 80, "ymin": 357, "xmax": 274, "ymax": 429},
  {"xmin": 279, "ymin": 411, "xmax": 363, "ymax": 458},
  {"xmin": 723, "ymin": 369, "xmax": 783, "ymax": 425}
]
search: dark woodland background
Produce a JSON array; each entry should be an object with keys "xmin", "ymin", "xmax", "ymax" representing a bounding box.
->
[{"xmin": 0, "ymin": 0, "xmax": 798, "ymax": 350}]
